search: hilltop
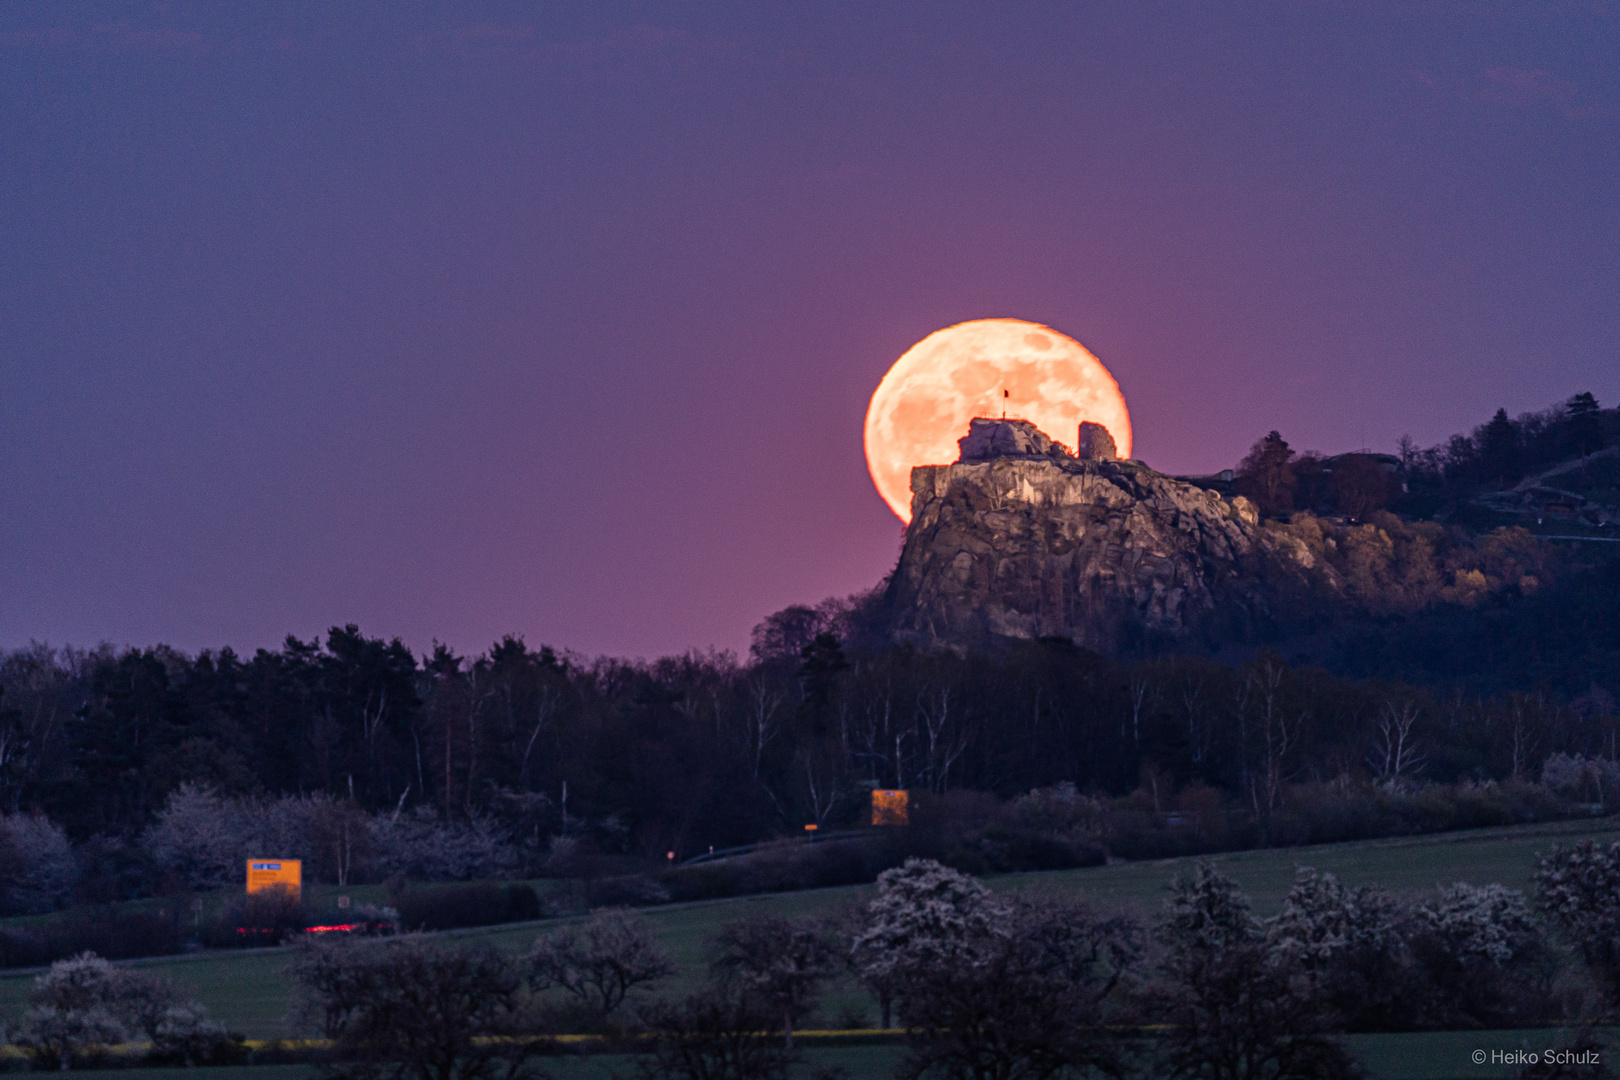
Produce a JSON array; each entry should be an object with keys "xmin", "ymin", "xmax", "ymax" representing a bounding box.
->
[{"xmin": 879, "ymin": 400, "xmax": 1620, "ymax": 692}]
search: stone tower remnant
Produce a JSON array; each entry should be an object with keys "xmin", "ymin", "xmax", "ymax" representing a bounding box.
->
[
  {"xmin": 1077, "ymin": 421, "xmax": 1116, "ymax": 461},
  {"xmin": 956, "ymin": 417, "xmax": 1064, "ymax": 461}
]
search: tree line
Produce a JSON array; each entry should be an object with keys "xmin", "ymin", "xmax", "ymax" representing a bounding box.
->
[{"xmin": 1, "ymin": 618, "xmax": 1618, "ymax": 913}]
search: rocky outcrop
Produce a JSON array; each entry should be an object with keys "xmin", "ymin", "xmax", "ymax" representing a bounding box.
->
[{"xmin": 889, "ymin": 420, "xmax": 1330, "ymax": 652}]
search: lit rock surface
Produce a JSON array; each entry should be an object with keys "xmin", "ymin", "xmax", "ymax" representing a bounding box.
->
[{"xmin": 889, "ymin": 420, "xmax": 1324, "ymax": 651}]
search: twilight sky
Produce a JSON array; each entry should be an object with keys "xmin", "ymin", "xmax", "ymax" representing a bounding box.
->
[{"xmin": 2, "ymin": 2, "xmax": 1618, "ymax": 660}]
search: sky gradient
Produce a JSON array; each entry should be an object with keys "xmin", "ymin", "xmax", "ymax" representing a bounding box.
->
[{"xmin": 3, "ymin": 2, "xmax": 1618, "ymax": 660}]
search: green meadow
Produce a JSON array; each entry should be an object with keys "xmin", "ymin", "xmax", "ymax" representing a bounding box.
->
[
  {"xmin": 4, "ymin": 817, "xmax": 1620, "ymax": 1078},
  {"xmin": 27, "ymin": 1031, "xmax": 1620, "ymax": 1080}
]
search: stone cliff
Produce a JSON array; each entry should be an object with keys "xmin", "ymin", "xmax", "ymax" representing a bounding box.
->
[{"xmin": 888, "ymin": 419, "xmax": 1329, "ymax": 652}]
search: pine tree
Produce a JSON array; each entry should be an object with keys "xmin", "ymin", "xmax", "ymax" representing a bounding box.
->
[{"xmin": 1567, "ymin": 392, "xmax": 1602, "ymax": 457}]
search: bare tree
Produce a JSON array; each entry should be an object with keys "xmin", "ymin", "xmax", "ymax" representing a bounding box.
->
[
  {"xmin": 1367, "ymin": 700, "xmax": 1425, "ymax": 781},
  {"xmin": 744, "ymin": 678, "xmax": 784, "ymax": 780},
  {"xmin": 893, "ymin": 898, "xmax": 1142, "ymax": 1080},
  {"xmin": 529, "ymin": 908, "xmax": 676, "ymax": 1018},
  {"xmin": 518, "ymin": 684, "xmax": 558, "ymax": 785},
  {"xmin": 915, "ymin": 686, "xmax": 969, "ymax": 793},
  {"xmin": 1127, "ymin": 673, "xmax": 1154, "ymax": 747},
  {"xmin": 798, "ymin": 747, "xmax": 844, "ymax": 826},
  {"xmin": 710, "ymin": 916, "xmax": 839, "ymax": 1048},
  {"xmin": 293, "ymin": 936, "xmax": 543, "ymax": 1080},
  {"xmin": 635, "ymin": 985, "xmax": 793, "ymax": 1080}
]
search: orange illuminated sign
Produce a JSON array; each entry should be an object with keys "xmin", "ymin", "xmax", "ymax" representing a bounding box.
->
[
  {"xmin": 246, "ymin": 859, "xmax": 302, "ymax": 899},
  {"xmin": 871, "ymin": 790, "xmax": 909, "ymax": 826}
]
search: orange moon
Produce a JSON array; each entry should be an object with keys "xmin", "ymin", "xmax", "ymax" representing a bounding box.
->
[{"xmin": 863, "ymin": 318, "xmax": 1132, "ymax": 523}]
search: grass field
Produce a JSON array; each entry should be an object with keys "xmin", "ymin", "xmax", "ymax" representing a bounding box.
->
[
  {"xmin": 4, "ymin": 817, "xmax": 1619, "ymax": 1073},
  {"xmin": 35, "ymin": 1030, "xmax": 1620, "ymax": 1080}
]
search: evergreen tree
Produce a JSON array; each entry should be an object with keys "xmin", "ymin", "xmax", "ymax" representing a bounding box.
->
[
  {"xmin": 1235, "ymin": 431, "xmax": 1298, "ymax": 517},
  {"xmin": 1480, "ymin": 408, "xmax": 1522, "ymax": 484},
  {"xmin": 1567, "ymin": 392, "xmax": 1602, "ymax": 457}
]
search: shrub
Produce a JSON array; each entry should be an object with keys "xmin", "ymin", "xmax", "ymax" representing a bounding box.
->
[
  {"xmin": 636, "ymin": 986, "xmax": 793, "ymax": 1080},
  {"xmin": 893, "ymin": 898, "xmax": 1142, "ymax": 1080},
  {"xmin": 0, "ymin": 927, "xmax": 52, "ymax": 968},
  {"xmin": 145, "ymin": 786, "xmax": 528, "ymax": 890},
  {"xmin": 10, "ymin": 951, "xmax": 221, "ymax": 1071},
  {"xmin": 1542, "ymin": 755, "xmax": 1620, "ymax": 805},
  {"xmin": 1149, "ymin": 863, "xmax": 1360, "ymax": 1080},
  {"xmin": 148, "ymin": 1001, "xmax": 247, "ymax": 1066},
  {"xmin": 1535, "ymin": 840, "xmax": 1620, "ymax": 1005},
  {"xmin": 0, "ymin": 813, "xmax": 77, "ymax": 914},
  {"xmin": 1267, "ymin": 868, "xmax": 1415, "ymax": 1032},
  {"xmin": 1408, "ymin": 882, "xmax": 1557, "ymax": 1028},
  {"xmin": 394, "ymin": 882, "xmax": 542, "ymax": 931},
  {"xmin": 74, "ymin": 908, "xmax": 186, "ymax": 960},
  {"xmin": 0, "ymin": 908, "xmax": 185, "ymax": 969},
  {"xmin": 850, "ymin": 857, "xmax": 1004, "ymax": 1031},
  {"xmin": 585, "ymin": 875, "xmax": 672, "ymax": 907},
  {"xmin": 204, "ymin": 884, "xmax": 310, "ymax": 948},
  {"xmin": 291, "ymin": 936, "xmax": 545, "ymax": 1080},
  {"xmin": 370, "ymin": 808, "xmax": 520, "ymax": 882}
]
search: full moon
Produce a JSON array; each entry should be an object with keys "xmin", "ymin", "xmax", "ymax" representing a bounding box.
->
[{"xmin": 863, "ymin": 318, "xmax": 1132, "ymax": 523}]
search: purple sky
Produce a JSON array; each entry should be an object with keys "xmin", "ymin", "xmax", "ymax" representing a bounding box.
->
[{"xmin": 3, "ymin": 2, "xmax": 1618, "ymax": 660}]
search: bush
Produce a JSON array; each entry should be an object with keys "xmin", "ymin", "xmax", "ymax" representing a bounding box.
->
[
  {"xmin": 1149, "ymin": 863, "xmax": 1360, "ymax": 1080},
  {"xmin": 75, "ymin": 908, "xmax": 186, "ymax": 960},
  {"xmin": 370, "ymin": 808, "xmax": 521, "ymax": 882},
  {"xmin": 394, "ymin": 882, "xmax": 542, "ymax": 931},
  {"xmin": 710, "ymin": 915, "xmax": 839, "ymax": 1046},
  {"xmin": 893, "ymin": 898, "xmax": 1141, "ymax": 1080},
  {"xmin": 12, "ymin": 951, "xmax": 231, "ymax": 1070},
  {"xmin": 145, "ymin": 786, "xmax": 528, "ymax": 890},
  {"xmin": 148, "ymin": 1001, "xmax": 248, "ymax": 1066},
  {"xmin": 0, "ymin": 813, "xmax": 77, "ymax": 914},
  {"xmin": 586, "ymin": 875, "xmax": 673, "ymax": 907},
  {"xmin": 291, "ymin": 936, "xmax": 545, "ymax": 1080},
  {"xmin": 636, "ymin": 986, "xmax": 794, "ymax": 1080},
  {"xmin": 1536, "ymin": 840, "xmax": 1620, "ymax": 1005},
  {"xmin": 0, "ymin": 907, "xmax": 185, "ymax": 969},
  {"xmin": 202, "ymin": 884, "xmax": 310, "ymax": 948}
]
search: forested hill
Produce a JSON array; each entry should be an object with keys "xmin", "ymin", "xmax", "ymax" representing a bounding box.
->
[
  {"xmin": 1226, "ymin": 391, "xmax": 1618, "ymax": 527},
  {"xmin": 1211, "ymin": 391, "xmax": 1620, "ymax": 686}
]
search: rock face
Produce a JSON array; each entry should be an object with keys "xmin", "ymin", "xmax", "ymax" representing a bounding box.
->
[{"xmin": 889, "ymin": 419, "xmax": 1318, "ymax": 652}]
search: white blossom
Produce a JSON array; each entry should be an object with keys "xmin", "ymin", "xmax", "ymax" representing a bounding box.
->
[
  {"xmin": 1267, "ymin": 867, "xmax": 1403, "ymax": 969},
  {"xmin": 850, "ymin": 857, "xmax": 1009, "ymax": 984},
  {"xmin": 0, "ymin": 812, "xmax": 76, "ymax": 913},
  {"xmin": 1417, "ymin": 883, "xmax": 1536, "ymax": 967}
]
